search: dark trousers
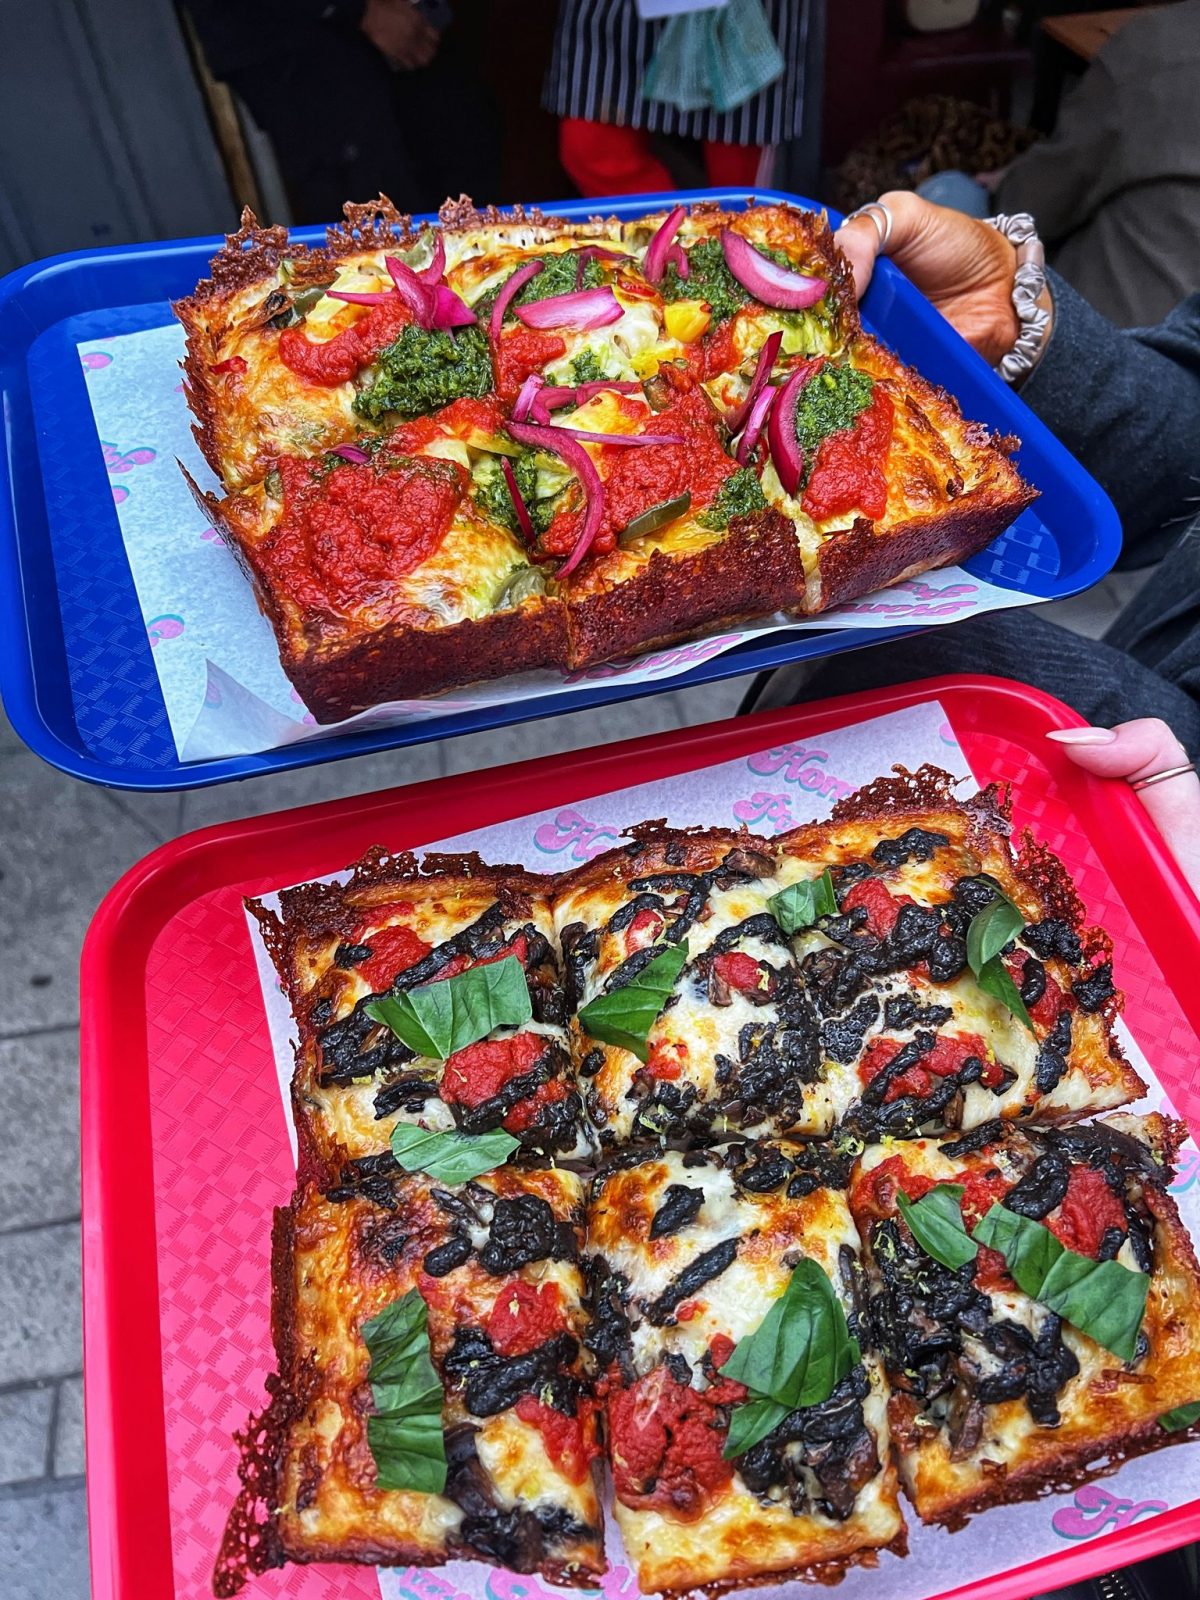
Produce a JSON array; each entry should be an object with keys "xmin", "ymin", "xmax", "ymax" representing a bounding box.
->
[
  {"xmin": 750, "ymin": 520, "xmax": 1200, "ymax": 756},
  {"xmin": 221, "ymin": 21, "xmax": 501, "ymax": 224}
]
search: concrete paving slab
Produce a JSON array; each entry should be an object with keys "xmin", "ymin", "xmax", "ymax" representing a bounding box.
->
[
  {"xmin": 0, "ymin": 1388, "xmax": 54, "ymax": 1487},
  {"xmin": 0, "ymin": 1032, "xmax": 80, "ymax": 1233},
  {"xmin": 0, "ymin": 1225, "xmax": 82, "ymax": 1386}
]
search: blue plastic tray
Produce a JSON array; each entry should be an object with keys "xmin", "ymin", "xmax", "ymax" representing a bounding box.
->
[{"xmin": 0, "ymin": 187, "xmax": 1119, "ymax": 791}]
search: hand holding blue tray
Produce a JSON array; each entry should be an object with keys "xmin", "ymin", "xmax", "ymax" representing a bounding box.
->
[{"xmin": 0, "ymin": 188, "xmax": 1119, "ymax": 791}]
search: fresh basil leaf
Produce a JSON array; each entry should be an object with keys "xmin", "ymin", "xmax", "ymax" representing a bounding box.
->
[
  {"xmin": 975, "ymin": 953, "xmax": 1035, "ymax": 1033},
  {"xmin": 768, "ymin": 869, "xmax": 838, "ymax": 935},
  {"xmin": 722, "ymin": 1395, "xmax": 790, "ymax": 1459},
  {"xmin": 577, "ymin": 940, "xmax": 690, "ymax": 1062},
  {"xmin": 965, "ymin": 893, "xmax": 1035, "ymax": 1033},
  {"xmin": 1038, "ymin": 1252, "xmax": 1149, "ymax": 1362},
  {"xmin": 720, "ymin": 1259, "xmax": 860, "ymax": 1415},
  {"xmin": 896, "ymin": 1184, "xmax": 978, "ymax": 1270},
  {"xmin": 966, "ymin": 892, "xmax": 1024, "ymax": 972},
  {"xmin": 365, "ymin": 955, "xmax": 532, "ymax": 1062},
  {"xmin": 973, "ymin": 1203, "xmax": 1148, "ymax": 1361},
  {"xmin": 1160, "ymin": 1401, "xmax": 1200, "ymax": 1432},
  {"xmin": 362, "ymin": 1290, "xmax": 447, "ymax": 1492},
  {"xmin": 389, "ymin": 1123, "xmax": 520, "ymax": 1183}
]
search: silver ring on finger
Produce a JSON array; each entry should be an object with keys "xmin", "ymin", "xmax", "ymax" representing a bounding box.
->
[
  {"xmin": 1128, "ymin": 761, "xmax": 1198, "ymax": 792},
  {"xmin": 843, "ymin": 201, "xmax": 895, "ymax": 252}
]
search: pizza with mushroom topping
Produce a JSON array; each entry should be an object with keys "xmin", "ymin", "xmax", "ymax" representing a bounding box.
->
[
  {"xmin": 550, "ymin": 827, "xmax": 839, "ymax": 1148},
  {"xmin": 248, "ymin": 846, "xmax": 591, "ymax": 1182},
  {"xmin": 586, "ymin": 1143, "xmax": 905, "ymax": 1594},
  {"xmin": 774, "ymin": 770, "xmax": 1145, "ymax": 1141},
  {"xmin": 216, "ymin": 767, "xmax": 1200, "ymax": 1594},
  {"xmin": 176, "ymin": 195, "xmax": 1035, "ymax": 720},
  {"xmin": 846, "ymin": 1114, "xmax": 1200, "ymax": 1526},
  {"xmin": 214, "ymin": 1165, "xmax": 602, "ymax": 1595}
]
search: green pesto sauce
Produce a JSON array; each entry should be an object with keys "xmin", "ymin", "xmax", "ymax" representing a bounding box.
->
[
  {"xmin": 660, "ymin": 237, "xmax": 820, "ymax": 329},
  {"xmin": 477, "ymin": 252, "xmax": 607, "ymax": 325},
  {"xmin": 793, "ymin": 364, "xmax": 874, "ymax": 479},
  {"xmin": 569, "ymin": 347, "xmax": 608, "ymax": 386},
  {"xmin": 353, "ymin": 323, "xmax": 493, "ymax": 422},
  {"xmin": 472, "ymin": 450, "xmax": 557, "ymax": 536},
  {"xmin": 697, "ymin": 466, "xmax": 768, "ymax": 530}
]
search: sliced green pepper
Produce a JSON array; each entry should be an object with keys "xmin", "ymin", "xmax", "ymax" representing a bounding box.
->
[{"xmin": 619, "ymin": 491, "xmax": 692, "ymax": 546}]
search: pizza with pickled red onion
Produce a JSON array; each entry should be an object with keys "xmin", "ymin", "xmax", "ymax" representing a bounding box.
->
[{"xmin": 176, "ymin": 195, "xmax": 1034, "ymax": 720}]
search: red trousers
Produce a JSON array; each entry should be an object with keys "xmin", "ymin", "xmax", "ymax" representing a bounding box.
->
[{"xmin": 559, "ymin": 117, "xmax": 765, "ymax": 197}]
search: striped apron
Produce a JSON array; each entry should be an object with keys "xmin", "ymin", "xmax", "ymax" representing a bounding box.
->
[{"xmin": 543, "ymin": 0, "xmax": 812, "ymax": 147}]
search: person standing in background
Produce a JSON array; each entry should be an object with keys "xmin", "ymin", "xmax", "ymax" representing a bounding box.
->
[
  {"xmin": 185, "ymin": 0, "xmax": 501, "ymax": 223},
  {"xmin": 921, "ymin": 1, "xmax": 1200, "ymax": 327},
  {"xmin": 544, "ymin": 0, "xmax": 813, "ymax": 196}
]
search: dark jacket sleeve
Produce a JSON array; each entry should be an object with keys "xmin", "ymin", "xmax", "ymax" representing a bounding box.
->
[{"xmin": 1020, "ymin": 270, "xmax": 1200, "ymax": 563}]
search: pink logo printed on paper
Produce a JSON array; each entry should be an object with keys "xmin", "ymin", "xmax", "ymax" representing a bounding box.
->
[
  {"xmin": 112, "ymin": 486, "xmax": 129, "ymax": 506},
  {"xmin": 486, "ymin": 1567, "xmax": 639, "ymax": 1600},
  {"xmin": 81, "ymin": 350, "xmax": 111, "ymax": 370},
  {"xmin": 746, "ymin": 743, "xmax": 855, "ymax": 803},
  {"xmin": 147, "ymin": 614, "xmax": 184, "ymax": 647},
  {"xmin": 533, "ymin": 807, "xmax": 624, "ymax": 861},
  {"xmin": 836, "ymin": 577, "xmax": 981, "ymax": 620},
  {"xmin": 102, "ymin": 440, "xmax": 157, "ymax": 474},
  {"xmin": 1051, "ymin": 1483, "xmax": 1167, "ymax": 1540},
  {"xmin": 732, "ymin": 791, "xmax": 799, "ymax": 833}
]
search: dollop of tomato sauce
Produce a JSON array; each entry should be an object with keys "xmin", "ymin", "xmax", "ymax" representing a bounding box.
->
[
  {"xmin": 542, "ymin": 381, "xmax": 737, "ymax": 560},
  {"xmin": 515, "ymin": 1395, "xmax": 601, "ymax": 1485},
  {"xmin": 1003, "ymin": 953, "xmax": 1071, "ymax": 1029},
  {"xmin": 801, "ymin": 388, "xmax": 894, "ymax": 523},
  {"xmin": 486, "ymin": 1279, "xmax": 566, "ymax": 1355},
  {"xmin": 856, "ymin": 1155, "xmax": 1013, "ymax": 1288},
  {"xmin": 391, "ymin": 395, "xmax": 506, "ymax": 453},
  {"xmin": 439, "ymin": 1031, "xmax": 547, "ymax": 1109},
  {"xmin": 493, "ymin": 327, "xmax": 567, "ymax": 405},
  {"xmin": 608, "ymin": 1365, "xmax": 733, "ymax": 1517},
  {"xmin": 858, "ymin": 1030, "xmax": 995, "ymax": 1102},
  {"xmin": 260, "ymin": 453, "xmax": 465, "ymax": 614},
  {"xmin": 278, "ymin": 298, "xmax": 410, "ymax": 386},
  {"xmin": 1047, "ymin": 1165, "xmax": 1127, "ymax": 1257},
  {"xmin": 711, "ymin": 951, "xmax": 773, "ymax": 997},
  {"xmin": 683, "ymin": 319, "xmax": 738, "ymax": 381},
  {"xmin": 504, "ymin": 1075, "xmax": 569, "ymax": 1132},
  {"xmin": 357, "ymin": 925, "xmax": 432, "ymax": 992},
  {"xmin": 624, "ymin": 906, "xmax": 664, "ymax": 955},
  {"xmin": 840, "ymin": 876, "xmax": 913, "ymax": 939},
  {"xmin": 211, "ymin": 354, "xmax": 247, "ymax": 376},
  {"xmin": 645, "ymin": 1039, "xmax": 689, "ymax": 1080}
]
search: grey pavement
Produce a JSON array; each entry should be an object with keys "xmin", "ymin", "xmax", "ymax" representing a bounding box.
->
[{"xmin": 0, "ymin": 576, "xmax": 1130, "ymax": 1598}]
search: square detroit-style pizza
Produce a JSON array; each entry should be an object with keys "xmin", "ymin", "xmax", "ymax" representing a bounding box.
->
[
  {"xmin": 218, "ymin": 767, "xmax": 1198, "ymax": 1595},
  {"xmin": 215, "ymin": 1164, "xmax": 604, "ymax": 1596},
  {"xmin": 176, "ymin": 195, "xmax": 1035, "ymax": 719},
  {"xmin": 847, "ymin": 1113, "xmax": 1200, "ymax": 1526},
  {"xmin": 586, "ymin": 1141, "xmax": 905, "ymax": 1594},
  {"xmin": 772, "ymin": 767, "xmax": 1144, "ymax": 1141},
  {"xmin": 248, "ymin": 846, "xmax": 591, "ymax": 1181}
]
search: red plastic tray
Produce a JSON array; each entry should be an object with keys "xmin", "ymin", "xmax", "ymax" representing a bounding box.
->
[{"xmin": 80, "ymin": 675, "xmax": 1200, "ymax": 1600}]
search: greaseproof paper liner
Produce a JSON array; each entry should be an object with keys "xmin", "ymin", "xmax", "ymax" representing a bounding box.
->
[
  {"xmin": 81, "ymin": 324, "xmax": 1050, "ymax": 763},
  {"xmin": 241, "ymin": 699, "xmax": 1200, "ymax": 1600}
]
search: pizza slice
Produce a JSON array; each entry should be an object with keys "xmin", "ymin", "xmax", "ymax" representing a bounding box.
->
[
  {"xmin": 550, "ymin": 826, "xmax": 841, "ymax": 1146},
  {"xmin": 773, "ymin": 769, "xmax": 1144, "ymax": 1140},
  {"xmin": 847, "ymin": 1113, "xmax": 1200, "ymax": 1526},
  {"xmin": 586, "ymin": 1142, "xmax": 905, "ymax": 1594},
  {"xmin": 187, "ymin": 399, "xmax": 571, "ymax": 721},
  {"xmin": 214, "ymin": 1163, "xmax": 603, "ymax": 1594},
  {"xmin": 248, "ymin": 846, "xmax": 591, "ymax": 1182}
]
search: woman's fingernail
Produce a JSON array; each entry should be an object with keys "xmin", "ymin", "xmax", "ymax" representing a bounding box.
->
[{"xmin": 1046, "ymin": 727, "xmax": 1118, "ymax": 745}]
